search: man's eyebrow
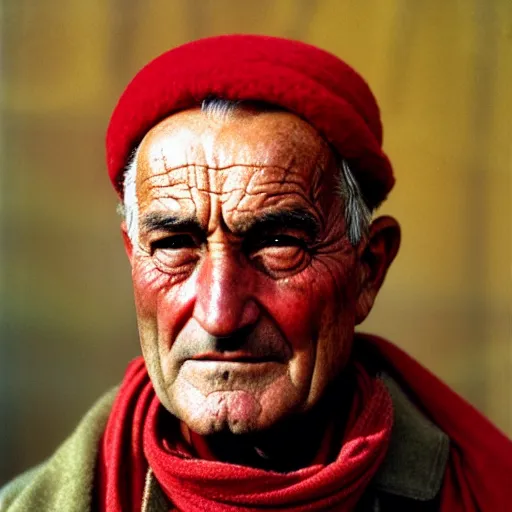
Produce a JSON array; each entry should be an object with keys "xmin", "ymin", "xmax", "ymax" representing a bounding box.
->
[
  {"xmin": 140, "ymin": 212, "xmax": 203, "ymax": 234},
  {"xmin": 240, "ymin": 209, "xmax": 321, "ymax": 239},
  {"xmin": 140, "ymin": 209, "xmax": 321, "ymax": 239}
]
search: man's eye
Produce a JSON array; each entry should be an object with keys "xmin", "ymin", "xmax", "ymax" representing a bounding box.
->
[
  {"xmin": 256, "ymin": 235, "xmax": 307, "ymax": 250},
  {"xmin": 151, "ymin": 234, "xmax": 197, "ymax": 252},
  {"xmin": 245, "ymin": 234, "xmax": 311, "ymax": 278}
]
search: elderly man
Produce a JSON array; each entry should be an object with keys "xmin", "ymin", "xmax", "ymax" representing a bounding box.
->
[{"xmin": 1, "ymin": 35, "xmax": 510, "ymax": 512}]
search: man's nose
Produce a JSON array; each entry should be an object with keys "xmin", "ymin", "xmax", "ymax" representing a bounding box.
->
[{"xmin": 193, "ymin": 252, "xmax": 260, "ymax": 337}]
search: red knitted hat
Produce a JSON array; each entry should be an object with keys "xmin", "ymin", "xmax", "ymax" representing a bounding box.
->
[{"xmin": 106, "ymin": 34, "xmax": 394, "ymax": 208}]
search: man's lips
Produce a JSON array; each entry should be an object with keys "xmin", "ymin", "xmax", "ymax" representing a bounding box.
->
[{"xmin": 189, "ymin": 352, "xmax": 279, "ymax": 363}]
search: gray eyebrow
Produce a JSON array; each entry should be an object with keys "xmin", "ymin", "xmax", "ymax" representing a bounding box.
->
[
  {"xmin": 140, "ymin": 212, "xmax": 203, "ymax": 234},
  {"xmin": 239, "ymin": 208, "xmax": 320, "ymax": 240},
  {"xmin": 140, "ymin": 207, "xmax": 320, "ymax": 240}
]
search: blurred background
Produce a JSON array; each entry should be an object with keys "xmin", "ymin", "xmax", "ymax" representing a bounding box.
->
[{"xmin": 0, "ymin": 0, "xmax": 510, "ymax": 485}]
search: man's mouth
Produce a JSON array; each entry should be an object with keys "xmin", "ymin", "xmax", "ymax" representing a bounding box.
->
[{"xmin": 190, "ymin": 352, "xmax": 278, "ymax": 363}]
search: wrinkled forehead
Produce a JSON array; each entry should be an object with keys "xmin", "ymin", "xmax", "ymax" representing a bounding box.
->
[{"xmin": 134, "ymin": 107, "xmax": 337, "ymax": 203}]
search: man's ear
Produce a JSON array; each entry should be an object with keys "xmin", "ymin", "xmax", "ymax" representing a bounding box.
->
[
  {"xmin": 354, "ymin": 215, "xmax": 401, "ymax": 324},
  {"xmin": 121, "ymin": 220, "xmax": 134, "ymax": 264}
]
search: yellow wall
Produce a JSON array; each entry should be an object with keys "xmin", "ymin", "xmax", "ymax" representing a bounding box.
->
[{"xmin": 1, "ymin": 0, "xmax": 510, "ymax": 483}]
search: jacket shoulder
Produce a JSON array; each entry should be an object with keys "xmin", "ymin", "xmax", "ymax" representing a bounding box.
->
[
  {"xmin": 0, "ymin": 387, "xmax": 117, "ymax": 512},
  {"xmin": 0, "ymin": 466, "xmax": 45, "ymax": 510}
]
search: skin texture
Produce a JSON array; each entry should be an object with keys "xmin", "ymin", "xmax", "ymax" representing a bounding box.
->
[{"xmin": 122, "ymin": 106, "xmax": 400, "ymax": 467}]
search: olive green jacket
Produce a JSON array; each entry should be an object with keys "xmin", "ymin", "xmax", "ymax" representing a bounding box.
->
[{"xmin": 0, "ymin": 376, "xmax": 449, "ymax": 511}]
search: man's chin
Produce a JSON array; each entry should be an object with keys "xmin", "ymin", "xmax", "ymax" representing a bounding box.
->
[
  {"xmin": 179, "ymin": 390, "xmax": 263, "ymax": 435},
  {"xmin": 162, "ymin": 367, "xmax": 305, "ymax": 435}
]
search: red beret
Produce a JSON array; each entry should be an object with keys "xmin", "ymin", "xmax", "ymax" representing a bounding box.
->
[{"xmin": 106, "ymin": 34, "xmax": 394, "ymax": 208}]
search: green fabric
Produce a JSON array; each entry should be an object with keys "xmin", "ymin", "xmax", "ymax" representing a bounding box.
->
[
  {"xmin": 0, "ymin": 388, "xmax": 117, "ymax": 512},
  {"xmin": 375, "ymin": 374, "xmax": 449, "ymax": 500}
]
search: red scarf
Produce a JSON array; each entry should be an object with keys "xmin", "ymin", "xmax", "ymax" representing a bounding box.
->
[
  {"xmin": 96, "ymin": 335, "xmax": 512, "ymax": 511},
  {"xmin": 96, "ymin": 358, "xmax": 393, "ymax": 511}
]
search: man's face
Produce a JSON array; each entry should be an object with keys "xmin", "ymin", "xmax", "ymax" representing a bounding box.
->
[{"xmin": 125, "ymin": 107, "xmax": 367, "ymax": 435}]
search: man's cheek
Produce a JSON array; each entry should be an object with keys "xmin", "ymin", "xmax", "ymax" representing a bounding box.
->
[
  {"xmin": 260, "ymin": 279, "xmax": 321, "ymax": 349},
  {"xmin": 133, "ymin": 261, "xmax": 200, "ymax": 344},
  {"xmin": 261, "ymin": 267, "xmax": 340, "ymax": 343},
  {"xmin": 132, "ymin": 257, "xmax": 185, "ymax": 307},
  {"xmin": 131, "ymin": 258, "xmax": 165, "ymax": 310}
]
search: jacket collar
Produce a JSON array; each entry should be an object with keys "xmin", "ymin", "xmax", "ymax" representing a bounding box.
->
[{"xmin": 373, "ymin": 372, "xmax": 449, "ymax": 500}]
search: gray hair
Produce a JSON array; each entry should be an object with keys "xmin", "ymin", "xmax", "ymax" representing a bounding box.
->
[
  {"xmin": 119, "ymin": 147, "xmax": 140, "ymax": 243},
  {"xmin": 119, "ymin": 98, "xmax": 373, "ymax": 246}
]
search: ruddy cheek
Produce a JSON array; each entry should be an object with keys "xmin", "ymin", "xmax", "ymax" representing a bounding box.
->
[
  {"xmin": 132, "ymin": 258, "xmax": 197, "ymax": 336},
  {"xmin": 131, "ymin": 260, "xmax": 166, "ymax": 311},
  {"xmin": 260, "ymin": 279, "xmax": 321, "ymax": 350}
]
